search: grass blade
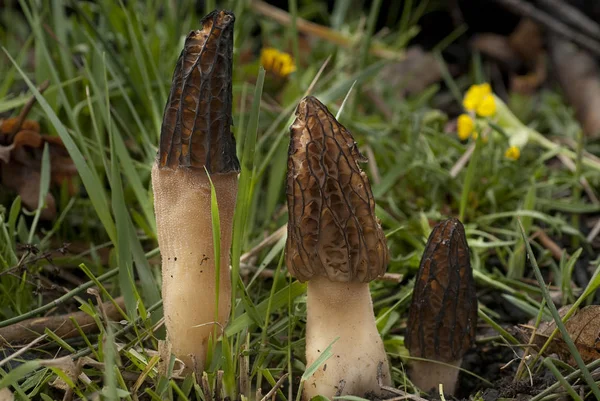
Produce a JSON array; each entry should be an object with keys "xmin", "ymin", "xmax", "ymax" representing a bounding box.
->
[{"xmin": 518, "ymin": 219, "xmax": 600, "ymax": 398}]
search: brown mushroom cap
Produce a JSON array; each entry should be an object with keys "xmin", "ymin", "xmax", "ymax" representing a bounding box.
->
[
  {"xmin": 405, "ymin": 218, "xmax": 478, "ymax": 362},
  {"xmin": 285, "ymin": 96, "xmax": 389, "ymax": 283},
  {"xmin": 158, "ymin": 10, "xmax": 239, "ymax": 174}
]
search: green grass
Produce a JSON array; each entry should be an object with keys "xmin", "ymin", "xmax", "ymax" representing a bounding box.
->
[{"xmin": 1, "ymin": 0, "xmax": 600, "ymax": 400}]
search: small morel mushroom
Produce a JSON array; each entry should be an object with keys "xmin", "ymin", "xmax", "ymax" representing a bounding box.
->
[
  {"xmin": 405, "ymin": 218, "xmax": 478, "ymax": 395},
  {"xmin": 286, "ymin": 96, "xmax": 391, "ymax": 400},
  {"xmin": 151, "ymin": 10, "xmax": 239, "ymax": 373}
]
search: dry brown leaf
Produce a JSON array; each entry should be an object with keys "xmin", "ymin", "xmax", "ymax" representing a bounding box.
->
[
  {"xmin": 508, "ymin": 19, "xmax": 544, "ymax": 64},
  {"xmin": 471, "ymin": 18, "xmax": 547, "ymax": 95},
  {"xmin": 550, "ymin": 35, "xmax": 600, "ymax": 138},
  {"xmin": 0, "ymin": 118, "xmax": 77, "ymax": 220},
  {"xmin": 471, "ymin": 34, "xmax": 521, "ymax": 68},
  {"xmin": 0, "ymin": 117, "xmax": 40, "ymax": 135},
  {"xmin": 518, "ymin": 305, "xmax": 600, "ymax": 366},
  {"xmin": 379, "ymin": 47, "xmax": 449, "ymax": 98},
  {"xmin": 46, "ymin": 357, "xmax": 80, "ymax": 391},
  {"xmin": 510, "ymin": 53, "xmax": 547, "ymax": 95}
]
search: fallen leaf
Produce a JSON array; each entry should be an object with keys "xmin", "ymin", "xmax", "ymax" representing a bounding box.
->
[
  {"xmin": 45, "ymin": 357, "xmax": 80, "ymax": 391},
  {"xmin": 379, "ymin": 47, "xmax": 452, "ymax": 98},
  {"xmin": 518, "ymin": 305, "xmax": 600, "ymax": 365},
  {"xmin": 550, "ymin": 35, "xmax": 600, "ymax": 138},
  {"xmin": 0, "ymin": 118, "xmax": 77, "ymax": 220},
  {"xmin": 471, "ymin": 19, "xmax": 546, "ymax": 95},
  {"xmin": 0, "ymin": 117, "xmax": 40, "ymax": 135}
]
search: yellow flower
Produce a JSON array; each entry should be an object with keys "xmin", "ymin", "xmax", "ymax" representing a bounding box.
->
[
  {"xmin": 462, "ymin": 83, "xmax": 493, "ymax": 112},
  {"xmin": 505, "ymin": 146, "xmax": 520, "ymax": 160},
  {"xmin": 457, "ymin": 114, "xmax": 474, "ymax": 140},
  {"xmin": 260, "ymin": 47, "xmax": 296, "ymax": 77},
  {"xmin": 476, "ymin": 94, "xmax": 496, "ymax": 117},
  {"xmin": 479, "ymin": 83, "xmax": 491, "ymax": 95},
  {"xmin": 471, "ymin": 131, "xmax": 479, "ymax": 140}
]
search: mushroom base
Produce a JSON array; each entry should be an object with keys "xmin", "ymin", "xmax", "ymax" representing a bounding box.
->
[
  {"xmin": 409, "ymin": 359, "xmax": 461, "ymax": 395},
  {"xmin": 304, "ymin": 277, "xmax": 391, "ymax": 400},
  {"xmin": 152, "ymin": 165, "xmax": 237, "ymax": 373}
]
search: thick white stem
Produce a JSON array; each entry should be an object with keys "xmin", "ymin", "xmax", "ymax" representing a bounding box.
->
[
  {"xmin": 304, "ymin": 277, "xmax": 391, "ymax": 400},
  {"xmin": 152, "ymin": 165, "xmax": 237, "ymax": 372},
  {"xmin": 409, "ymin": 359, "xmax": 461, "ymax": 395}
]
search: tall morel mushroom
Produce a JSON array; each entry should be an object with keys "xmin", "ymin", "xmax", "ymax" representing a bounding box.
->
[
  {"xmin": 286, "ymin": 96, "xmax": 391, "ymax": 400},
  {"xmin": 152, "ymin": 10, "xmax": 239, "ymax": 373},
  {"xmin": 405, "ymin": 218, "xmax": 478, "ymax": 395}
]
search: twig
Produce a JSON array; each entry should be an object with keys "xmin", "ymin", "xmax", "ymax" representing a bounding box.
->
[
  {"xmin": 450, "ymin": 143, "xmax": 475, "ymax": 178},
  {"xmin": 240, "ymin": 225, "xmax": 287, "ymax": 264},
  {"xmin": 0, "ymin": 268, "xmax": 119, "ymax": 328},
  {"xmin": 514, "ymin": 319, "xmax": 540, "ymax": 383},
  {"xmin": 493, "ymin": 0, "xmax": 600, "ymax": 57},
  {"xmin": 259, "ymin": 373, "xmax": 289, "ymax": 401},
  {"xmin": 17, "ymin": 299, "xmax": 163, "ymax": 382},
  {"xmin": 7, "ymin": 80, "xmax": 50, "ymax": 140},
  {"xmin": 250, "ymin": 0, "xmax": 403, "ymax": 60},
  {"xmin": 241, "ymin": 263, "xmax": 403, "ymax": 283},
  {"xmin": 305, "ymin": 55, "xmax": 331, "ymax": 96},
  {"xmin": 0, "ymin": 297, "xmax": 125, "ymax": 345},
  {"xmin": 215, "ymin": 370, "xmax": 223, "ymax": 401},
  {"xmin": 380, "ymin": 386, "xmax": 428, "ymax": 401},
  {"xmin": 202, "ymin": 372, "xmax": 213, "ymax": 401},
  {"xmin": 0, "ymin": 333, "xmax": 48, "ymax": 368},
  {"xmin": 533, "ymin": 230, "xmax": 564, "ymax": 261},
  {"xmin": 587, "ymin": 218, "xmax": 600, "ymax": 244},
  {"xmin": 239, "ymin": 342, "xmax": 250, "ymax": 397},
  {"xmin": 537, "ymin": 0, "xmax": 600, "ymax": 42},
  {"xmin": 530, "ymin": 358, "xmax": 600, "ymax": 401},
  {"xmin": 364, "ymin": 145, "xmax": 382, "ymax": 185},
  {"xmin": 239, "ymin": 225, "xmax": 403, "ymax": 283}
]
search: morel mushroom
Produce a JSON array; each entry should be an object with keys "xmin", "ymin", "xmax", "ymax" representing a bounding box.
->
[
  {"xmin": 286, "ymin": 96, "xmax": 391, "ymax": 400},
  {"xmin": 405, "ymin": 218, "xmax": 478, "ymax": 395},
  {"xmin": 151, "ymin": 10, "xmax": 239, "ymax": 373}
]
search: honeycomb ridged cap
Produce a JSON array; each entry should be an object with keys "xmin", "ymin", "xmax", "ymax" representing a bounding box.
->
[
  {"xmin": 158, "ymin": 10, "xmax": 240, "ymax": 174},
  {"xmin": 405, "ymin": 218, "xmax": 478, "ymax": 362},
  {"xmin": 285, "ymin": 96, "xmax": 389, "ymax": 283}
]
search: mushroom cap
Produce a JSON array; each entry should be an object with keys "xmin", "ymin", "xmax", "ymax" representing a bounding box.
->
[
  {"xmin": 405, "ymin": 218, "xmax": 478, "ymax": 362},
  {"xmin": 285, "ymin": 96, "xmax": 389, "ymax": 283},
  {"xmin": 158, "ymin": 10, "xmax": 240, "ymax": 174}
]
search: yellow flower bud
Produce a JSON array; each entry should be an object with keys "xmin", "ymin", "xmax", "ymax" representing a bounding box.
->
[
  {"xmin": 457, "ymin": 114, "xmax": 474, "ymax": 140},
  {"xmin": 478, "ymin": 83, "xmax": 491, "ymax": 95},
  {"xmin": 476, "ymin": 94, "xmax": 497, "ymax": 117},
  {"xmin": 463, "ymin": 86, "xmax": 482, "ymax": 111},
  {"xmin": 505, "ymin": 146, "xmax": 520, "ymax": 160},
  {"xmin": 463, "ymin": 83, "xmax": 494, "ymax": 112}
]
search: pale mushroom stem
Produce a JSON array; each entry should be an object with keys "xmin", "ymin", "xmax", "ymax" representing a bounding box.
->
[
  {"xmin": 409, "ymin": 359, "xmax": 461, "ymax": 395},
  {"xmin": 153, "ymin": 167, "xmax": 237, "ymax": 371},
  {"xmin": 304, "ymin": 277, "xmax": 391, "ymax": 400},
  {"xmin": 152, "ymin": 9, "xmax": 238, "ymax": 374}
]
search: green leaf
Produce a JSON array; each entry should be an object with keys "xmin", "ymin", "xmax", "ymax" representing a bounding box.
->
[
  {"xmin": 0, "ymin": 361, "xmax": 42, "ymax": 389},
  {"xmin": 230, "ymin": 68, "xmax": 266, "ymax": 318},
  {"xmin": 518, "ymin": 219, "xmax": 600, "ymax": 398},
  {"xmin": 301, "ymin": 338, "xmax": 339, "ymax": 382},
  {"xmin": 226, "ymin": 281, "xmax": 306, "ymax": 336},
  {"xmin": 3, "ymin": 48, "xmax": 117, "ymax": 243},
  {"xmin": 110, "ymin": 106, "xmax": 137, "ymax": 317},
  {"xmin": 27, "ymin": 142, "xmax": 51, "ymax": 243}
]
